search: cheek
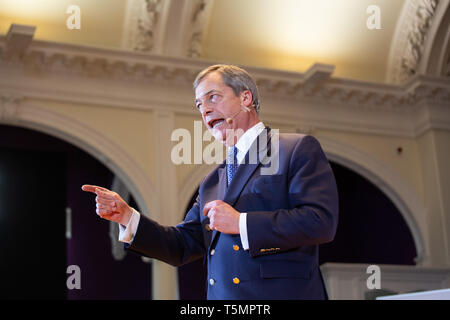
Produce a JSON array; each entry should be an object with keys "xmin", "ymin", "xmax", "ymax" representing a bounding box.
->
[{"xmin": 216, "ymin": 102, "xmax": 233, "ymax": 116}]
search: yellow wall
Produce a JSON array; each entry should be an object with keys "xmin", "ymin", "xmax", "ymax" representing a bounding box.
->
[
  {"xmin": 319, "ymin": 129, "xmax": 425, "ymax": 203},
  {"xmin": 0, "ymin": 0, "xmax": 126, "ymax": 48}
]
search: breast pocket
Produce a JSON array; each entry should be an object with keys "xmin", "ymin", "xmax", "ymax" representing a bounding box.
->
[
  {"xmin": 249, "ymin": 174, "xmax": 284, "ymax": 193},
  {"xmin": 240, "ymin": 174, "xmax": 286, "ymax": 211}
]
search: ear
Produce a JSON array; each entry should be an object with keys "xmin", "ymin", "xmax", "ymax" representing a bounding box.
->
[{"xmin": 240, "ymin": 90, "xmax": 253, "ymax": 108}]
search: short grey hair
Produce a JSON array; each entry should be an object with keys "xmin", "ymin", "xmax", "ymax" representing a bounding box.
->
[{"xmin": 193, "ymin": 64, "xmax": 260, "ymax": 113}]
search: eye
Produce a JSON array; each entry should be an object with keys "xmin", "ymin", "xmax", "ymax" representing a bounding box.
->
[{"xmin": 209, "ymin": 94, "xmax": 218, "ymax": 103}]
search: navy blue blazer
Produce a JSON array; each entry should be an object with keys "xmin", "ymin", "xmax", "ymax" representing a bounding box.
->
[{"xmin": 127, "ymin": 128, "xmax": 339, "ymax": 300}]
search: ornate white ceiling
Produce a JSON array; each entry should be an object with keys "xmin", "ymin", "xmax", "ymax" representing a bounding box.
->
[{"xmin": 0, "ymin": 0, "xmax": 448, "ymax": 84}]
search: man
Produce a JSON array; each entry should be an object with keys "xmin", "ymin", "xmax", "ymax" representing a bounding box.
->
[{"xmin": 82, "ymin": 64, "xmax": 338, "ymax": 300}]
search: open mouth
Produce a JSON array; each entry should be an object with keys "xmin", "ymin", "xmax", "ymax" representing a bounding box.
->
[{"xmin": 208, "ymin": 118, "xmax": 225, "ymax": 129}]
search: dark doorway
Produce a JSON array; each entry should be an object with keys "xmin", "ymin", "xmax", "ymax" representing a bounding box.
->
[
  {"xmin": 0, "ymin": 147, "xmax": 67, "ymax": 299},
  {"xmin": 319, "ymin": 162, "xmax": 417, "ymax": 265},
  {"xmin": 0, "ymin": 124, "xmax": 152, "ymax": 299}
]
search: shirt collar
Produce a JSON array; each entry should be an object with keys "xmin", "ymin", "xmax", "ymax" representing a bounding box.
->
[{"xmin": 230, "ymin": 122, "xmax": 265, "ymax": 164}]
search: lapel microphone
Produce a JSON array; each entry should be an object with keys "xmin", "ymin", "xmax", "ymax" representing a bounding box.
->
[{"xmin": 226, "ymin": 106, "xmax": 251, "ymax": 125}]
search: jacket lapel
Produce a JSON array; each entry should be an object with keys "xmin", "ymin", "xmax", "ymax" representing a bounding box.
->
[
  {"xmin": 216, "ymin": 166, "xmax": 227, "ymax": 201},
  {"xmin": 209, "ymin": 127, "xmax": 273, "ymax": 246},
  {"xmin": 203, "ymin": 165, "xmax": 227, "ymax": 247}
]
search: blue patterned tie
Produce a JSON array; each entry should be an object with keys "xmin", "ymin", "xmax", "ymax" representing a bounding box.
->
[{"xmin": 226, "ymin": 146, "xmax": 238, "ymax": 186}]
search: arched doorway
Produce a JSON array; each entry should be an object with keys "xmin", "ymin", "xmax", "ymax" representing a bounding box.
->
[
  {"xmin": 0, "ymin": 124, "xmax": 152, "ymax": 299},
  {"xmin": 320, "ymin": 162, "xmax": 417, "ymax": 265}
]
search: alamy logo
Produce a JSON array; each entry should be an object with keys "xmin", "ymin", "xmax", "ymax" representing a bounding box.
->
[
  {"xmin": 66, "ymin": 5, "xmax": 81, "ymax": 30},
  {"xmin": 66, "ymin": 265, "xmax": 81, "ymax": 290},
  {"xmin": 366, "ymin": 265, "xmax": 381, "ymax": 289},
  {"xmin": 170, "ymin": 121, "xmax": 280, "ymax": 175},
  {"xmin": 366, "ymin": 5, "xmax": 381, "ymax": 30}
]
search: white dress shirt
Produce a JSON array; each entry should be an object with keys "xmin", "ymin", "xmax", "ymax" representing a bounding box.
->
[{"xmin": 119, "ymin": 121, "xmax": 266, "ymax": 251}]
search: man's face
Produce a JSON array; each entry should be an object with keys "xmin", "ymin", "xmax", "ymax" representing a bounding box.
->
[{"xmin": 195, "ymin": 72, "xmax": 245, "ymax": 145}]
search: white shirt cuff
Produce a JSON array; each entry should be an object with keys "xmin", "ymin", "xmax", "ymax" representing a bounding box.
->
[
  {"xmin": 118, "ymin": 208, "xmax": 140, "ymax": 243},
  {"xmin": 239, "ymin": 212, "xmax": 249, "ymax": 250}
]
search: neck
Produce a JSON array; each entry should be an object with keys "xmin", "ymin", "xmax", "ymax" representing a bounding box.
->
[
  {"xmin": 241, "ymin": 110, "xmax": 260, "ymax": 132},
  {"xmin": 229, "ymin": 113, "xmax": 260, "ymax": 146}
]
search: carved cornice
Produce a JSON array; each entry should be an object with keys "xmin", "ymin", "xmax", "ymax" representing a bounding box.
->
[
  {"xmin": 388, "ymin": 0, "xmax": 443, "ymax": 84},
  {"xmin": 1, "ymin": 33, "xmax": 449, "ymax": 138},
  {"xmin": 1, "ymin": 36, "xmax": 449, "ymax": 112},
  {"xmin": 255, "ymin": 72, "xmax": 450, "ymax": 114}
]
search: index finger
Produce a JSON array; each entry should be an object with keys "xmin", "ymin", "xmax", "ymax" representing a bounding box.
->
[
  {"xmin": 203, "ymin": 200, "xmax": 222, "ymax": 216},
  {"xmin": 81, "ymin": 185, "xmax": 110, "ymax": 194},
  {"xmin": 95, "ymin": 188, "xmax": 116, "ymax": 200}
]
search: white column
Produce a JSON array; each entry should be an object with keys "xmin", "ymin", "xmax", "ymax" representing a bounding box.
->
[
  {"xmin": 418, "ymin": 128, "xmax": 450, "ymax": 267},
  {"xmin": 151, "ymin": 110, "xmax": 180, "ymax": 299}
]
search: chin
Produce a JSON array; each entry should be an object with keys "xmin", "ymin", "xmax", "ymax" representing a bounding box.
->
[
  {"xmin": 210, "ymin": 127, "xmax": 226, "ymax": 143},
  {"xmin": 210, "ymin": 125, "xmax": 238, "ymax": 146}
]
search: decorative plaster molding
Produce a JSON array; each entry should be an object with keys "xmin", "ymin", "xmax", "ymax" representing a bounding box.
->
[
  {"xmin": 3, "ymin": 33, "xmax": 449, "ymax": 111},
  {"xmin": 123, "ymin": 0, "xmax": 215, "ymax": 58},
  {"xmin": 185, "ymin": 0, "xmax": 214, "ymax": 58},
  {"xmin": 403, "ymin": 0, "xmax": 439, "ymax": 81},
  {"xmin": 387, "ymin": 0, "xmax": 443, "ymax": 84},
  {"xmin": 1, "ymin": 31, "xmax": 449, "ymax": 139},
  {"xmin": 0, "ymin": 91, "xmax": 24, "ymax": 122},
  {"xmin": 123, "ymin": 0, "xmax": 165, "ymax": 52},
  {"xmin": 4, "ymin": 24, "xmax": 35, "ymax": 59}
]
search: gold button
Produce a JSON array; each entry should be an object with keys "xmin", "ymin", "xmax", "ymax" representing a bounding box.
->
[
  {"xmin": 233, "ymin": 277, "xmax": 240, "ymax": 284},
  {"xmin": 209, "ymin": 278, "xmax": 215, "ymax": 286},
  {"xmin": 210, "ymin": 249, "xmax": 215, "ymax": 256},
  {"xmin": 233, "ymin": 245, "xmax": 240, "ymax": 251},
  {"xmin": 205, "ymin": 224, "xmax": 211, "ymax": 231}
]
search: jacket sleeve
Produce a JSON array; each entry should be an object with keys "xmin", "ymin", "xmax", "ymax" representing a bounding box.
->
[
  {"xmin": 246, "ymin": 135, "xmax": 339, "ymax": 257},
  {"xmin": 125, "ymin": 195, "xmax": 206, "ymax": 267}
]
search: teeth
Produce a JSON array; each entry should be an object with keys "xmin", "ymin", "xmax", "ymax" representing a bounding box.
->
[{"xmin": 212, "ymin": 120, "xmax": 224, "ymax": 128}]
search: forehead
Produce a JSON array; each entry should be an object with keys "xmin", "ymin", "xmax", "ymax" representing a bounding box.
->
[{"xmin": 195, "ymin": 71, "xmax": 227, "ymax": 99}]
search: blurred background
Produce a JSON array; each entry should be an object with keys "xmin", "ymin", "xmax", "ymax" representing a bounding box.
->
[{"xmin": 0, "ymin": 0, "xmax": 449, "ymax": 300}]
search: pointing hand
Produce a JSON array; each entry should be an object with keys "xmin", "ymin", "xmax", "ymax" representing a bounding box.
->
[{"xmin": 82, "ymin": 185, "xmax": 133, "ymax": 226}]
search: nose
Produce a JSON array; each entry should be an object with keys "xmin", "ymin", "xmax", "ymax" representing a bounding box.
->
[{"xmin": 200, "ymin": 104, "xmax": 213, "ymax": 118}]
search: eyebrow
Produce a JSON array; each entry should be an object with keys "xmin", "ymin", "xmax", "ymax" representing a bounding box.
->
[{"xmin": 195, "ymin": 89, "xmax": 218, "ymax": 103}]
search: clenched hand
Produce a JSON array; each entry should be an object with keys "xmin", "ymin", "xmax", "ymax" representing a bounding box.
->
[{"xmin": 203, "ymin": 200, "xmax": 240, "ymax": 234}]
